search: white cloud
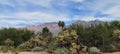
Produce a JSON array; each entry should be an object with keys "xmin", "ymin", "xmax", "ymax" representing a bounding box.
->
[
  {"xmin": 24, "ymin": 0, "xmax": 52, "ymax": 7},
  {"xmin": 0, "ymin": 0, "xmax": 120, "ymax": 28},
  {"xmin": 0, "ymin": 0, "xmax": 15, "ymax": 7},
  {"xmin": 102, "ymin": 5, "xmax": 120, "ymax": 17},
  {"xmin": 71, "ymin": 0, "xmax": 84, "ymax": 2},
  {"xmin": 0, "ymin": 0, "xmax": 53, "ymax": 8},
  {"xmin": 0, "ymin": 20, "xmax": 27, "ymax": 25},
  {"xmin": 0, "ymin": 11, "xmax": 72, "ymax": 27},
  {"xmin": 73, "ymin": 16, "xmax": 120, "ymax": 21}
]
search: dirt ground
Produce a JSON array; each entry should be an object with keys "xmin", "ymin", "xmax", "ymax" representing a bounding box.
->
[
  {"xmin": 0, "ymin": 51, "xmax": 48, "ymax": 54},
  {"xmin": 0, "ymin": 52, "xmax": 120, "ymax": 54},
  {"xmin": 103, "ymin": 52, "xmax": 120, "ymax": 54}
]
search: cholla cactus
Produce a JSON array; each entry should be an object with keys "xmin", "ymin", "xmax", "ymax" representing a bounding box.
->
[
  {"xmin": 89, "ymin": 47, "xmax": 100, "ymax": 54},
  {"xmin": 54, "ymin": 48, "xmax": 70, "ymax": 54},
  {"xmin": 18, "ymin": 35, "xmax": 47, "ymax": 51},
  {"xmin": 113, "ymin": 29, "xmax": 120, "ymax": 39},
  {"xmin": 70, "ymin": 43, "xmax": 78, "ymax": 54},
  {"xmin": 56, "ymin": 30, "xmax": 88, "ymax": 54},
  {"xmin": 56, "ymin": 30, "xmax": 78, "ymax": 47},
  {"xmin": 4, "ymin": 38, "xmax": 14, "ymax": 46}
]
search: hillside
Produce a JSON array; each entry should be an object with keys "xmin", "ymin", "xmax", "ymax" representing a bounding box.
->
[{"xmin": 21, "ymin": 20, "xmax": 103, "ymax": 35}]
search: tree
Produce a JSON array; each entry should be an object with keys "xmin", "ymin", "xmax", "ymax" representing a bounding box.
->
[
  {"xmin": 58, "ymin": 21, "xmax": 65, "ymax": 30},
  {"xmin": 41, "ymin": 27, "xmax": 52, "ymax": 43},
  {"xmin": 0, "ymin": 28, "xmax": 34, "ymax": 46},
  {"xmin": 42, "ymin": 27, "xmax": 49, "ymax": 33},
  {"xmin": 67, "ymin": 22, "xmax": 116, "ymax": 52},
  {"xmin": 110, "ymin": 21, "xmax": 120, "ymax": 29},
  {"xmin": 42, "ymin": 27, "xmax": 52, "ymax": 37}
]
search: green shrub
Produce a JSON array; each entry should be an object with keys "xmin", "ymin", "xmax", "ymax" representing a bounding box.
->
[
  {"xmin": 45, "ymin": 48, "xmax": 54, "ymax": 53},
  {"xmin": 0, "ymin": 46, "xmax": 3, "ymax": 51},
  {"xmin": 54, "ymin": 48, "xmax": 70, "ymax": 54},
  {"xmin": 2, "ymin": 46, "xmax": 8, "ymax": 53},
  {"xmin": 11, "ymin": 47, "xmax": 19, "ymax": 54},
  {"xmin": 113, "ymin": 43, "xmax": 120, "ymax": 51},
  {"xmin": 109, "ymin": 44, "xmax": 117, "ymax": 52},
  {"xmin": 32, "ymin": 47, "xmax": 44, "ymax": 52},
  {"xmin": 89, "ymin": 47, "xmax": 100, "ymax": 54},
  {"xmin": 102, "ymin": 44, "xmax": 117, "ymax": 52}
]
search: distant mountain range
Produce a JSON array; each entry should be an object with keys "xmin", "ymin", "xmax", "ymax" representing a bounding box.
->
[
  {"xmin": 21, "ymin": 20, "xmax": 104, "ymax": 35},
  {"xmin": 21, "ymin": 22, "xmax": 62, "ymax": 35},
  {"xmin": 74, "ymin": 19, "xmax": 103, "ymax": 27}
]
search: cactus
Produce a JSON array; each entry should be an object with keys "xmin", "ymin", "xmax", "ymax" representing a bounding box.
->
[
  {"xmin": 54, "ymin": 48, "xmax": 70, "ymax": 54},
  {"xmin": 70, "ymin": 43, "xmax": 78, "ymax": 54},
  {"xmin": 89, "ymin": 47, "xmax": 100, "ymax": 54},
  {"xmin": 32, "ymin": 47, "xmax": 44, "ymax": 52}
]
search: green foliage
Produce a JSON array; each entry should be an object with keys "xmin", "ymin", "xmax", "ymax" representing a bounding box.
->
[
  {"xmin": 54, "ymin": 48, "xmax": 70, "ymax": 54},
  {"xmin": 113, "ymin": 29, "xmax": 120, "ymax": 40},
  {"xmin": 11, "ymin": 47, "xmax": 19, "ymax": 54},
  {"xmin": 42, "ymin": 27, "xmax": 49, "ymax": 33},
  {"xmin": 41, "ymin": 27, "xmax": 52, "ymax": 43},
  {"xmin": 0, "ymin": 28, "xmax": 34, "ymax": 46},
  {"xmin": 110, "ymin": 21, "xmax": 120, "ymax": 29},
  {"xmin": 68, "ymin": 22, "xmax": 120, "ymax": 52},
  {"xmin": 58, "ymin": 21, "xmax": 65, "ymax": 30},
  {"xmin": 89, "ymin": 47, "xmax": 100, "ymax": 54},
  {"xmin": 32, "ymin": 47, "xmax": 44, "ymax": 52},
  {"xmin": 1, "ymin": 46, "xmax": 9, "ymax": 53},
  {"xmin": 56, "ymin": 30, "xmax": 78, "ymax": 48},
  {"xmin": 45, "ymin": 37, "xmax": 58, "ymax": 53},
  {"xmin": 18, "ymin": 35, "xmax": 47, "ymax": 51},
  {"xmin": 0, "ymin": 20, "xmax": 120, "ymax": 53},
  {"xmin": 70, "ymin": 43, "xmax": 80, "ymax": 54},
  {"xmin": 4, "ymin": 38, "xmax": 14, "ymax": 46}
]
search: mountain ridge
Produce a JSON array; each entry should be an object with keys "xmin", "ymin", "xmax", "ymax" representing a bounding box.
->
[{"xmin": 20, "ymin": 20, "xmax": 104, "ymax": 35}]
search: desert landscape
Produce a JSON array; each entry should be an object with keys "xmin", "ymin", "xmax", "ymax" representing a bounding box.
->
[{"xmin": 0, "ymin": 0, "xmax": 120, "ymax": 54}]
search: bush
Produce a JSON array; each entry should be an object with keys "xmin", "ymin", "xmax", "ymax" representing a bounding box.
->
[
  {"xmin": 0, "ymin": 46, "xmax": 3, "ymax": 51},
  {"xmin": 115, "ymin": 43, "xmax": 120, "ymax": 51},
  {"xmin": 45, "ymin": 49, "xmax": 54, "ymax": 53},
  {"xmin": 89, "ymin": 47, "xmax": 100, "ymax": 54},
  {"xmin": 32, "ymin": 47, "xmax": 44, "ymax": 52},
  {"xmin": 102, "ymin": 44, "xmax": 118, "ymax": 52},
  {"xmin": 11, "ymin": 47, "xmax": 19, "ymax": 54},
  {"xmin": 2, "ymin": 46, "xmax": 8, "ymax": 53},
  {"xmin": 0, "ymin": 46, "xmax": 14, "ymax": 53},
  {"xmin": 109, "ymin": 44, "xmax": 117, "ymax": 52},
  {"xmin": 54, "ymin": 48, "xmax": 70, "ymax": 54}
]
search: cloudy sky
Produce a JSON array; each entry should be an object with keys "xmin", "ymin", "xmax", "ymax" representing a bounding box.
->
[{"xmin": 0, "ymin": 0, "xmax": 120, "ymax": 27}]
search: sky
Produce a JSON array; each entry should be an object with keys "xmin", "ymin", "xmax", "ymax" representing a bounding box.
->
[{"xmin": 0, "ymin": 0, "xmax": 120, "ymax": 27}]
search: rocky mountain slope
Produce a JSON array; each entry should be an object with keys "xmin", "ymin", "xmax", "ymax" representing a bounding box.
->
[
  {"xmin": 21, "ymin": 20, "xmax": 103, "ymax": 35},
  {"xmin": 21, "ymin": 22, "xmax": 61, "ymax": 35}
]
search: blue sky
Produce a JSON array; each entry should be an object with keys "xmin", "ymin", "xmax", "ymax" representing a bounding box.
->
[{"xmin": 0, "ymin": 0, "xmax": 120, "ymax": 27}]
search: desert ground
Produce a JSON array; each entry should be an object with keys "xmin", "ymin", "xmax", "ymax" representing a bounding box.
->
[
  {"xmin": 0, "ymin": 51, "xmax": 48, "ymax": 54},
  {"xmin": 0, "ymin": 52, "xmax": 120, "ymax": 54},
  {"xmin": 103, "ymin": 52, "xmax": 120, "ymax": 54}
]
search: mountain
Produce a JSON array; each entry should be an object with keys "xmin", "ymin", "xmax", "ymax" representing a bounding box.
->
[
  {"xmin": 74, "ymin": 19, "xmax": 104, "ymax": 27},
  {"xmin": 21, "ymin": 22, "xmax": 61, "ymax": 35},
  {"xmin": 20, "ymin": 20, "xmax": 104, "ymax": 35}
]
